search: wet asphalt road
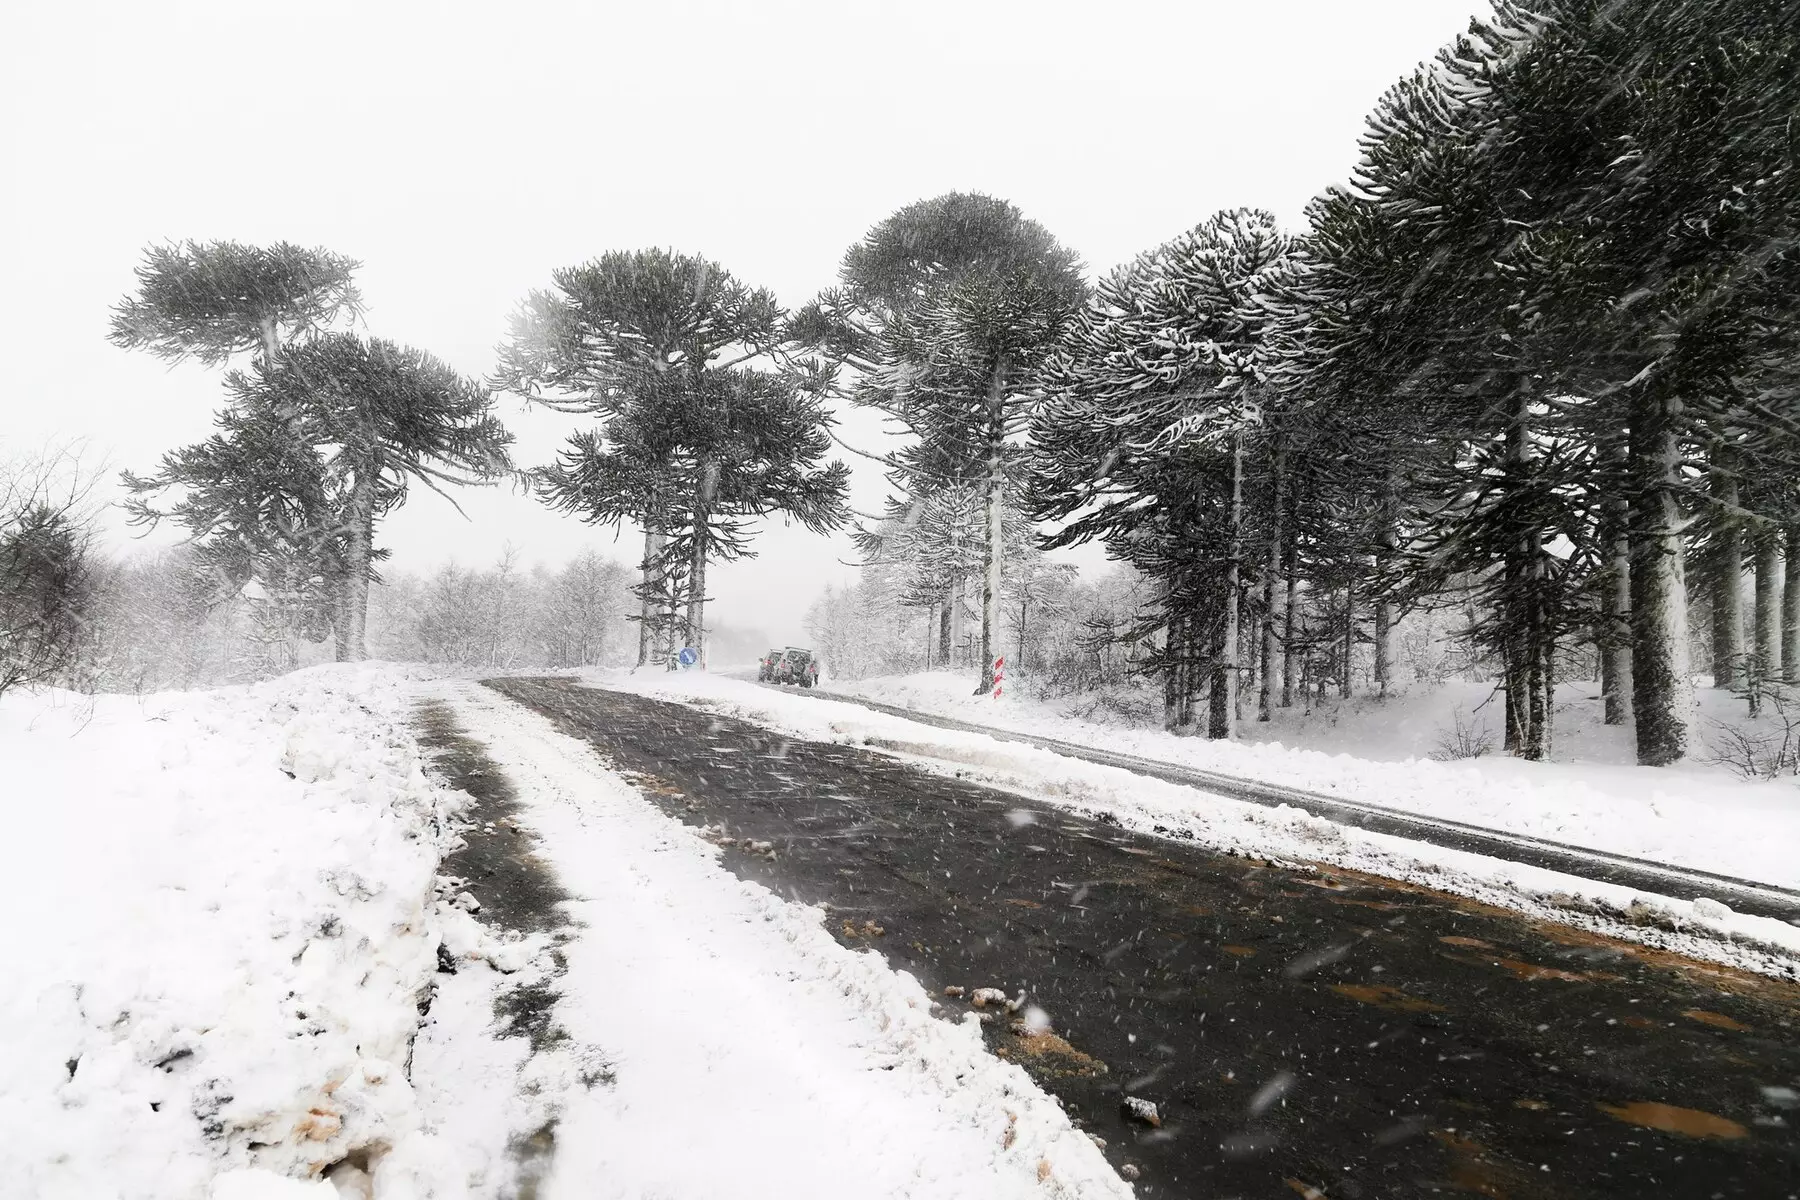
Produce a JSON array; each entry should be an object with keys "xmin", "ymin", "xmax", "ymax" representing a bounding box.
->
[{"xmin": 485, "ymin": 677, "xmax": 1800, "ymax": 1200}]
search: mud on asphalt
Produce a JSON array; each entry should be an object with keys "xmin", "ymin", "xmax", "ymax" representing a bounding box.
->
[{"xmin": 485, "ymin": 677, "xmax": 1800, "ymax": 1200}]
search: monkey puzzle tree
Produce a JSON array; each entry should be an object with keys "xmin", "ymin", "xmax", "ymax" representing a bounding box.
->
[
  {"xmin": 112, "ymin": 240, "xmax": 365, "ymax": 659},
  {"xmin": 797, "ymin": 193, "xmax": 1087, "ymax": 694},
  {"xmin": 496, "ymin": 248, "xmax": 786, "ymax": 666},
  {"xmin": 110, "ymin": 239, "xmax": 361, "ymax": 371},
  {"xmin": 276, "ymin": 335, "xmax": 514, "ymax": 660},
  {"xmin": 127, "ymin": 336, "xmax": 514, "ymax": 662}
]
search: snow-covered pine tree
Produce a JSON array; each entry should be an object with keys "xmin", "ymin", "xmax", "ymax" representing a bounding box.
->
[
  {"xmin": 110, "ymin": 240, "xmax": 361, "ymax": 371},
  {"xmin": 1030, "ymin": 210, "xmax": 1294, "ymax": 739},
  {"xmin": 1478, "ymin": 0, "xmax": 1800, "ymax": 762},
  {"xmin": 499, "ymin": 250, "xmax": 844, "ymax": 669},
  {"xmin": 121, "ymin": 382, "xmax": 342, "ymax": 670},
  {"xmin": 127, "ymin": 337, "xmax": 514, "ymax": 663},
  {"xmin": 111, "ymin": 240, "xmax": 364, "ymax": 660},
  {"xmin": 799, "ymin": 194, "xmax": 1087, "ymax": 695},
  {"xmin": 275, "ymin": 335, "xmax": 513, "ymax": 660}
]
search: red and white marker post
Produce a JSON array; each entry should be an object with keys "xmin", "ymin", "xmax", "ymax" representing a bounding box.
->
[{"xmin": 992, "ymin": 656, "xmax": 1004, "ymax": 699}]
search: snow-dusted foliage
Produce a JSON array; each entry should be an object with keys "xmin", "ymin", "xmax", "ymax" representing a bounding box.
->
[
  {"xmin": 115, "ymin": 242, "xmax": 515, "ymax": 668},
  {"xmin": 497, "ymin": 249, "xmax": 850, "ymax": 670},
  {"xmin": 1004, "ymin": 0, "xmax": 1800, "ymax": 765},
  {"xmin": 796, "ymin": 194, "xmax": 1088, "ymax": 695}
]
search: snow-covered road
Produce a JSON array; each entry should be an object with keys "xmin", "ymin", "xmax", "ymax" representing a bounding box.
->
[
  {"xmin": 484, "ymin": 674, "xmax": 1800, "ymax": 1200},
  {"xmin": 413, "ymin": 680, "xmax": 1128, "ymax": 1199},
  {"xmin": 3, "ymin": 664, "xmax": 1128, "ymax": 1199}
]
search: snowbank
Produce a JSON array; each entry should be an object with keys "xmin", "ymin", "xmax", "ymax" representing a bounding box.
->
[
  {"xmin": 821, "ymin": 672, "xmax": 1800, "ymax": 892},
  {"xmin": 444, "ymin": 681, "xmax": 1131, "ymax": 1199},
  {"xmin": 0, "ymin": 665, "xmax": 457, "ymax": 1199},
  {"xmin": 595, "ymin": 670, "xmax": 1800, "ymax": 978}
]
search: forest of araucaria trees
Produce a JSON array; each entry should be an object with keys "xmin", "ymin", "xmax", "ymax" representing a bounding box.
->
[
  {"xmin": 810, "ymin": 0, "xmax": 1800, "ymax": 769},
  {"xmin": 20, "ymin": 0, "xmax": 1789, "ymax": 771}
]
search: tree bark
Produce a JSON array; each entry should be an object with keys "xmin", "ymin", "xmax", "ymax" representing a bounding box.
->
[
  {"xmin": 342, "ymin": 464, "xmax": 376, "ymax": 662},
  {"xmin": 1373, "ymin": 586, "xmax": 1392, "ymax": 698},
  {"xmin": 1708, "ymin": 442, "xmax": 1744, "ymax": 689},
  {"xmin": 1752, "ymin": 524, "xmax": 1779, "ymax": 688},
  {"xmin": 978, "ymin": 358, "xmax": 1008, "ymax": 695},
  {"xmin": 636, "ymin": 525, "xmax": 658, "ymax": 668},
  {"xmin": 1627, "ymin": 387, "xmax": 1693, "ymax": 766},
  {"xmin": 1498, "ymin": 394, "xmax": 1551, "ymax": 759},
  {"xmin": 686, "ymin": 458, "xmax": 719, "ymax": 670},
  {"xmin": 1259, "ymin": 425, "xmax": 1285, "ymax": 722},
  {"xmin": 949, "ymin": 579, "xmax": 966, "ymax": 666},
  {"xmin": 1373, "ymin": 463, "xmax": 1398, "ymax": 698},
  {"xmin": 1785, "ymin": 526, "xmax": 1800, "ymax": 686},
  {"xmin": 1339, "ymin": 578, "xmax": 1354, "ymax": 700},
  {"xmin": 1210, "ymin": 437, "xmax": 1243, "ymax": 739},
  {"xmin": 1598, "ymin": 484, "xmax": 1633, "ymax": 726},
  {"xmin": 937, "ymin": 594, "xmax": 952, "ymax": 667},
  {"xmin": 333, "ymin": 590, "xmax": 352, "ymax": 662},
  {"xmin": 1281, "ymin": 529, "xmax": 1297, "ymax": 707},
  {"xmin": 1017, "ymin": 596, "xmax": 1028, "ymax": 675},
  {"xmin": 1163, "ymin": 607, "xmax": 1182, "ymax": 729}
]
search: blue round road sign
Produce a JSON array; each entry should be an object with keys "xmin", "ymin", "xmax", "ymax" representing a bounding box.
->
[{"xmin": 678, "ymin": 647, "xmax": 698, "ymax": 667}]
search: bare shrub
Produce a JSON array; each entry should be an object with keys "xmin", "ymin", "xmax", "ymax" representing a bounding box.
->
[
  {"xmin": 1703, "ymin": 686, "xmax": 1800, "ymax": 779},
  {"xmin": 1430, "ymin": 706, "xmax": 1495, "ymax": 761}
]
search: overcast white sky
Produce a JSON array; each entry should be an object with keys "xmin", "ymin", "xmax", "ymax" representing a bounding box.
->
[{"xmin": 1, "ymin": 0, "xmax": 1487, "ymax": 644}]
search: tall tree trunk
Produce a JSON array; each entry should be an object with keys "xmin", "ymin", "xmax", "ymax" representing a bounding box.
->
[
  {"xmin": 1372, "ymin": 586, "xmax": 1393, "ymax": 698},
  {"xmin": 1339, "ymin": 578, "xmax": 1354, "ymax": 700},
  {"xmin": 636, "ymin": 525, "xmax": 658, "ymax": 668},
  {"xmin": 949, "ymin": 579, "xmax": 966, "ymax": 666},
  {"xmin": 1504, "ymin": 401, "xmax": 1550, "ymax": 761},
  {"xmin": 1210, "ymin": 437, "xmax": 1243, "ymax": 739},
  {"xmin": 1752, "ymin": 524, "xmax": 1779, "ymax": 691},
  {"xmin": 1259, "ymin": 425, "xmax": 1285, "ymax": 722},
  {"xmin": 937, "ymin": 595, "xmax": 952, "ymax": 667},
  {"xmin": 1503, "ymin": 664, "xmax": 1519, "ymax": 753},
  {"xmin": 343, "ymin": 466, "xmax": 376, "ymax": 663},
  {"xmin": 1708, "ymin": 442, "xmax": 1744, "ymax": 689},
  {"xmin": 1627, "ymin": 387, "xmax": 1693, "ymax": 766},
  {"xmin": 333, "ymin": 592, "xmax": 352, "ymax": 662},
  {"xmin": 1523, "ymin": 563, "xmax": 1551, "ymax": 761},
  {"xmin": 1163, "ymin": 607, "xmax": 1182, "ymax": 730},
  {"xmin": 1373, "ymin": 463, "xmax": 1398, "ymax": 698},
  {"xmin": 1598, "ymin": 483, "xmax": 1633, "ymax": 726},
  {"xmin": 1785, "ymin": 525, "xmax": 1800, "ymax": 686},
  {"xmin": 686, "ymin": 529, "xmax": 708, "ymax": 667},
  {"xmin": 1281, "ymin": 530, "xmax": 1298, "ymax": 708},
  {"xmin": 686, "ymin": 458, "xmax": 719, "ymax": 670},
  {"xmin": 1017, "ymin": 597, "xmax": 1028, "ymax": 675},
  {"xmin": 978, "ymin": 359, "xmax": 1008, "ymax": 695}
]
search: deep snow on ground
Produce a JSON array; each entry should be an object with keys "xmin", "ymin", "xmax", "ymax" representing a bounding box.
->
[
  {"xmin": 3, "ymin": 664, "xmax": 1132, "ymax": 1199},
  {"xmin": 817, "ymin": 671, "xmax": 1800, "ymax": 892},
  {"xmin": 597, "ymin": 670, "xmax": 1800, "ymax": 977},
  {"xmin": 0, "ymin": 664, "xmax": 490, "ymax": 1199},
  {"xmin": 434, "ymin": 681, "xmax": 1130, "ymax": 1200}
]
